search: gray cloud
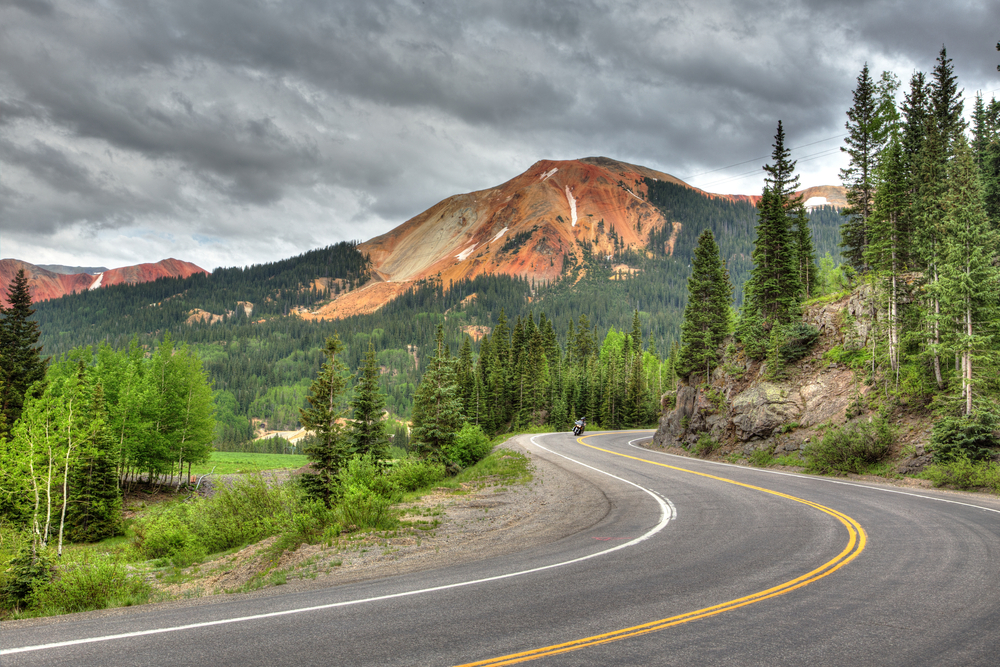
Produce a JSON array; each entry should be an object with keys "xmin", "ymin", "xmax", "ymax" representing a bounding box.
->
[{"xmin": 1, "ymin": 0, "xmax": 998, "ymax": 270}]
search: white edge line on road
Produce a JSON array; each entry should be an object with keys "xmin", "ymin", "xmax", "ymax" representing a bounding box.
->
[
  {"xmin": 2, "ymin": 433, "xmax": 674, "ymax": 656},
  {"xmin": 626, "ymin": 437, "xmax": 1000, "ymax": 515}
]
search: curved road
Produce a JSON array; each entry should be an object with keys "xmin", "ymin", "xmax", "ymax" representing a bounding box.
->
[{"xmin": 3, "ymin": 431, "xmax": 999, "ymax": 666}]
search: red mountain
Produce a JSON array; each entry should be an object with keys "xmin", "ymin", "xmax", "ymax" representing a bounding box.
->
[
  {"xmin": 303, "ymin": 157, "xmax": 845, "ymax": 320},
  {"xmin": 0, "ymin": 258, "xmax": 208, "ymax": 307}
]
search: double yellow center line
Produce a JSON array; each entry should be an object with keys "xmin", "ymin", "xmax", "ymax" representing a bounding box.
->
[{"xmin": 457, "ymin": 435, "xmax": 867, "ymax": 666}]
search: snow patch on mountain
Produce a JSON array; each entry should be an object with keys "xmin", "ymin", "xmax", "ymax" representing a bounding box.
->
[
  {"xmin": 565, "ymin": 186, "xmax": 578, "ymax": 226},
  {"xmin": 539, "ymin": 168, "xmax": 558, "ymax": 181},
  {"xmin": 89, "ymin": 273, "xmax": 104, "ymax": 290},
  {"xmin": 455, "ymin": 244, "xmax": 478, "ymax": 262},
  {"xmin": 491, "ymin": 227, "xmax": 509, "ymax": 243}
]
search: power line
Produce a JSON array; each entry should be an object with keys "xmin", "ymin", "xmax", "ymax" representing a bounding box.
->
[
  {"xmin": 681, "ymin": 133, "xmax": 847, "ymax": 181},
  {"xmin": 694, "ymin": 147, "xmax": 843, "ymax": 190}
]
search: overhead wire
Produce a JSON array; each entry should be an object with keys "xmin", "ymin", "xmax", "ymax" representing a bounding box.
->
[{"xmin": 680, "ymin": 133, "xmax": 848, "ymax": 183}]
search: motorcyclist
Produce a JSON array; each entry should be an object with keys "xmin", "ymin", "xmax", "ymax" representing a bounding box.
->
[{"xmin": 573, "ymin": 417, "xmax": 586, "ymax": 435}]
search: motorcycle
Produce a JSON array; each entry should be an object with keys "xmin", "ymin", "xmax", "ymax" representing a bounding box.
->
[{"xmin": 572, "ymin": 420, "xmax": 585, "ymax": 436}]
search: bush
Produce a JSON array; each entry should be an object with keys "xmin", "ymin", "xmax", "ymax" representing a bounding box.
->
[
  {"xmin": 923, "ymin": 457, "xmax": 1000, "ymax": 492},
  {"xmin": 131, "ymin": 473, "xmax": 302, "ymax": 564},
  {"xmin": 131, "ymin": 513, "xmax": 206, "ymax": 566},
  {"xmin": 1, "ymin": 545, "xmax": 55, "ymax": 611},
  {"xmin": 443, "ymin": 424, "xmax": 493, "ymax": 467},
  {"xmin": 694, "ymin": 433, "xmax": 719, "ymax": 457},
  {"xmin": 28, "ymin": 553, "xmax": 153, "ymax": 615},
  {"xmin": 335, "ymin": 484, "xmax": 395, "ymax": 532},
  {"xmin": 748, "ymin": 449, "xmax": 774, "ymax": 467},
  {"xmin": 932, "ymin": 410, "xmax": 1000, "ymax": 463},
  {"xmin": 387, "ymin": 457, "xmax": 446, "ymax": 492},
  {"xmin": 337, "ymin": 454, "xmax": 400, "ymax": 503},
  {"xmin": 803, "ymin": 416, "xmax": 895, "ymax": 475},
  {"xmin": 778, "ymin": 323, "xmax": 820, "ymax": 364}
]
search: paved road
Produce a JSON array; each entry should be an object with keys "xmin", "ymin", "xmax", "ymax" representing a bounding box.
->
[{"xmin": 3, "ymin": 431, "xmax": 1000, "ymax": 666}]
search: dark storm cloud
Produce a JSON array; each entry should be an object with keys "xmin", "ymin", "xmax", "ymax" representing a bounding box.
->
[{"xmin": 1, "ymin": 0, "xmax": 997, "ymax": 269}]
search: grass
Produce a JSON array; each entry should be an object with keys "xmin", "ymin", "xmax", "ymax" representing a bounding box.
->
[{"xmin": 189, "ymin": 451, "xmax": 309, "ymax": 475}]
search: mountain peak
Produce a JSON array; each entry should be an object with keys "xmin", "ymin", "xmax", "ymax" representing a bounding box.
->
[{"xmin": 0, "ymin": 258, "xmax": 209, "ymax": 306}]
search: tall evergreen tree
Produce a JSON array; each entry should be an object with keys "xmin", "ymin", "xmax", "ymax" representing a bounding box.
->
[
  {"xmin": 0, "ymin": 269, "xmax": 49, "ymax": 437},
  {"xmin": 840, "ymin": 64, "xmax": 882, "ymax": 271},
  {"xmin": 300, "ymin": 334, "xmax": 350, "ymax": 506},
  {"xmin": 794, "ymin": 207, "xmax": 819, "ymax": 300},
  {"xmin": 940, "ymin": 136, "xmax": 1000, "ymax": 415},
  {"xmin": 866, "ymin": 134, "xmax": 909, "ymax": 379},
  {"xmin": 915, "ymin": 46, "xmax": 966, "ymax": 388},
  {"xmin": 65, "ymin": 383, "xmax": 122, "ymax": 543},
  {"xmin": 411, "ymin": 325, "xmax": 463, "ymax": 459},
  {"xmin": 678, "ymin": 229, "xmax": 733, "ymax": 378},
  {"xmin": 348, "ymin": 341, "xmax": 389, "ymax": 461}
]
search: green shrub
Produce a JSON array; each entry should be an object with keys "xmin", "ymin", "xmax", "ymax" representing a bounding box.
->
[
  {"xmin": 803, "ymin": 416, "xmax": 895, "ymax": 475},
  {"xmin": 694, "ymin": 433, "xmax": 719, "ymax": 456},
  {"xmin": 131, "ymin": 473, "xmax": 302, "ymax": 564},
  {"xmin": 748, "ymin": 449, "xmax": 774, "ymax": 467},
  {"xmin": 922, "ymin": 457, "xmax": 1000, "ymax": 492},
  {"xmin": 388, "ymin": 457, "xmax": 446, "ymax": 492},
  {"xmin": 778, "ymin": 323, "xmax": 820, "ymax": 364},
  {"xmin": 931, "ymin": 410, "xmax": 1000, "ymax": 463},
  {"xmin": 444, "ymin": 424, "xmax": 493, "ymax": 467},
  {"xmin": 337, "ymin": 454, "xmax": 400, "ymax": 502},
  {"xmin": 335, "ymin": 484, "xmax": 395, "ymax": 531},
  {"xmin": 131, "ymin": 513, "xmax": 206, "ymax": 566},
  {"xmin": 822, "ymin": 345, "xmax": 869, "ymax": 368},
  {"xmin": 1, "ymin": 545, "xmax": 55, "ymax": 611},
  {"xmin": 28, "ymin": 553, "xmax": 153, "ymax": 615}
]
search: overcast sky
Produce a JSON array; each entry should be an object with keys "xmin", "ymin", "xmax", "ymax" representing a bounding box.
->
[{"xmin": 2, "ymin": 0, "xmax": 998, "ymax": 272}]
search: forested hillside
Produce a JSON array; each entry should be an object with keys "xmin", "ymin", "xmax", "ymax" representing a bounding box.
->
[{"xmin": 29, "ymin": 190, "xmax": 845, "ymax": 447}]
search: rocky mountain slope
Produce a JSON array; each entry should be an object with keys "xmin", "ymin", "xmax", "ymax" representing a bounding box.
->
[
  {"xmin": 0, "ymin": 258, "xmax": 208, "ymax": 307},
  {"xmin": 307, "ymin": 157, "xmax": 846, "ymax": 319},
  {"xmin": 652, "ymin": 285, "xmax": 930, "ymax": 472}
]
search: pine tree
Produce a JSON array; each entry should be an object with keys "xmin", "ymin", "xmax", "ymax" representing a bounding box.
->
[
  {"xmin": 915, "ymin": 46, "xmax": 966, "ymax": 389},
  {"xmin": 65, "ymin": 383, "xmax": 122, "ymax": 543},
  {"xmin": 410, "ymin": 325, "xmax": 462, "ymax": 459},
  {"xmin": 300, "ymin": 334, "xmax": 350, "ymax": 506},
  {"xmin": 794, "ymin": 206, "xmax": 819, "ymax": 299},
  {"xmin": 0, "ymin": 269, "xmax": 49, "ymax": 437},
  {"xmin": 348, "ymin": 341, "xmax": 389, "ymax": 461},
  {"xmin": 840, "ymin": 64, "xmax": 881, "ymax": 271},
  {"xmin": 940, "ymin": 136, "xmax": 1000, "ymax": 415},
  {"xmin": 678, "ymin": 230, "xmax": 733, "ymax": 378},
  {"xmin": 865, "ymin": 134, "xmax": 909, "ymax": 380}
]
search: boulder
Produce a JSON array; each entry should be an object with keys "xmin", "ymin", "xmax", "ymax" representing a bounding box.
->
[{"xmin": 730, "ymin": 382, "xmax": 801, "ymax": 441}]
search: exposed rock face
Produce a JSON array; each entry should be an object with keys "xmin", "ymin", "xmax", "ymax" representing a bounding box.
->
[
  {"xmin": 653, "ymin": 291, "xmax": 866, "ymax": 452},
  {"xmin": 337, "ymin": 157, "xmax": 846, "ymax": 318},
  {"xmin": 0, "ymin": 258, "xmax": 208, "ymax": 306}
]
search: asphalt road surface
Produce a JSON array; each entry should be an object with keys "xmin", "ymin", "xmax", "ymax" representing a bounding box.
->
[{"xmin": 3, "ymin": 431, "xmax": 999, "ymax": 666}]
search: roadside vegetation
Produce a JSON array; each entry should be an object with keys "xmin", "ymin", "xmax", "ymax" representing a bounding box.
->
[{"xmin": 0, "ymin": 443, "xmax": 532, "ymax": 620}]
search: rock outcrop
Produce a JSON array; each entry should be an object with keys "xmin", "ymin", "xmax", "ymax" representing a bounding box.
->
[{"xmin": 652, "ymin": 290, "xmax": 871, "ymax": 455}]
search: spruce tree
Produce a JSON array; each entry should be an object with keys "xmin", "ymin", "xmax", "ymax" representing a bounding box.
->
[
  {"xmin": 410, "ymin": 325, "xmax": 462, "ymax": 459},
  {"xmin": 840, "ymin": 64, "xmax": 881, "ymax": 271},
  {"xmin": 865, "ymin": 135, "xmax": 908, "ymax": 379},
  {"xmin": 300, "ymin": 334, "xmax": 350, "ymax": 506},
  {"xmin": 678, "ymin": 229, "xmax": 733, "ymax": 378},
  {"xmin": 940, "ymin": 136, "xmax": 1000, "ymax": 415},
  {"xmin": 348, "ymin": 341, "xmax": 389, "ymax": 461},
  {"xmin": 794, "ymin": 207, "xmax": 819, "ymax": 300},
  {"xmin": 66, "ymin": 383, "xmax": 122, "ymax": 543},
  {"xmin": 0, "ymin": 269, "xmax": 49, "ymax": 437}
]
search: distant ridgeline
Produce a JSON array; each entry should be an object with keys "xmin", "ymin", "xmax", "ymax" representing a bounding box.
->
[{"xmin": 33, "ymin": 192, "xmax": 844, "ymax": 446}]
